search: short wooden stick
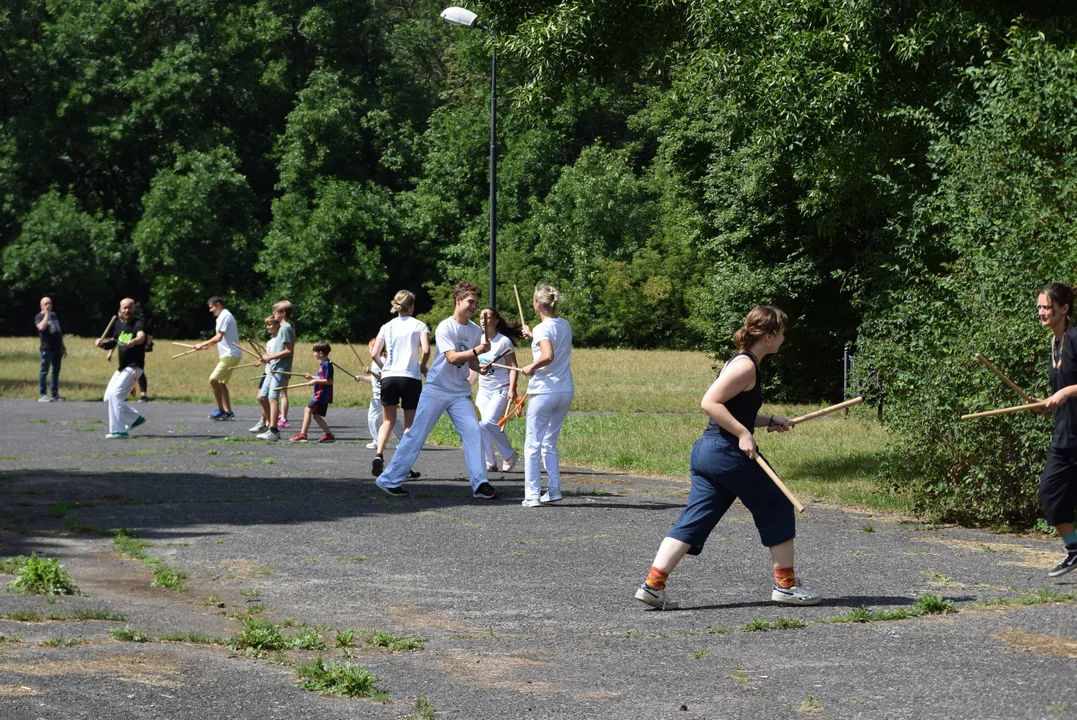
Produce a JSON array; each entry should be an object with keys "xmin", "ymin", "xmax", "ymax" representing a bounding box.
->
[
  {"xmin": 233, "ymin": 362, "xmax": 262, "ymax": 369},
  {"xmin": 99, "ymin": 316, "xmax": 117, "ymax": 342},
  {"xmin": 485, "ymin": 362, "xmax": 516, "ymax": 372},
  {"xmin": 514, "ymin": 284, "xmax": 526, "ymax": 325},
  {"xmin": 345, "ymin": 338, "xmax": 365, "ymax": 367},
  {"xmin": 960, "ymin": 402, "xmax": 1047, "ymax": 421},
  {"xmin": 170, "ymin": 348, "xmax": 200, "ymax": 359},
  {"xmin": 975, "ymin": 353, "xmax": 1035, "ymax": 403},
  {"xmin": 755, "ymin": 455, "xmax": 805, "ymax": 513},
  {"xmin": 769, "ymin": 397, "xmax": 865, "ymax": 432},
  {"xmin": 237, "ymin": 344, "xmax": 261, "ymax": 359},
  {"xmin": 171, "ymin": 341, "xmax": 198, "ymax": 349},
  {"xmin": 279, "ymin": 382, "xmax": 313, "ymax": 392},
  {"xmin": 480, "ymin": 346, "xmax": 513, "ymax": 372},
  {"xmin": 331, "ymin": 361, "xmax": 359, "ymax": 380}
]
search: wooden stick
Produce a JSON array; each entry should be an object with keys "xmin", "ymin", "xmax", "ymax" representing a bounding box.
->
[
  {"xmin": 479, "ymin": 346, "xmax": 513, "ymax": 372},
  {"xmin": 345, "ymin": 339, "xmax": 366, "ymax": 367},
  {"xmin": 514, "ymin": 284, "xmax": 526, "ymax": 325},
  {"xmin": 245, "ymin": 336, "xmax": 264, "ymax": 358},
  {"xmin": 974, "ymin": 353, "xmax": 1035, "ymax": 403},
  {"xmin": 171, "ymin": 341, "xmax": 198, "ymax": 349},
  {"xmin": 768, "ymin": 397, "xmax": 865, "ymax": 432},
  {"xmin": 755, "ymin": 455, "xmax": 805, "ymax": 513},
  {"xmin": 331, "ymin": 361, "xmax": 359, "ymax": 380},
  {"xmin": 237, "ymin": 344, "xmax": 261, "ymax": 360},
  {"xmin": 960, "ymin": 402, "xmax": 1047, "ymax": 421},
  {"xmin": 99, "ymin": 316, "xmax": 117, "ymax": 342},
  {"xmin": 485, "ymin": 362, "xmax": 517, "ymax": 372},
  {"xmin": 233, "ymin": 362, "xmax": 262, "ymax": 369},
  {"xmin": 170, "ymin": 348, "xmax": 200, "ymax": 359},
  {"xmin": 279, "ymin": 382, "xmax": 314, "ymax": 392}
]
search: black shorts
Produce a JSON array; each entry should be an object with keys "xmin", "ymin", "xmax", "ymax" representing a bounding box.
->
[
  {"xmin": 1040, "ymin": 447, "xmax": 1077, "ymax": 526},
  {"xmin": 380, "ymin": 376, "xmax": 422, "ymax": 410}
]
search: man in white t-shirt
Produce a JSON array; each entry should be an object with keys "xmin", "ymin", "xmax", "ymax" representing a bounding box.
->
[
  {"xmin": 194, "ymin": 296, "xmax": 244, "ymax": 421},
  {"xmin": 375, "ymin": 282, "xmax": 500, "ymax": 499}
]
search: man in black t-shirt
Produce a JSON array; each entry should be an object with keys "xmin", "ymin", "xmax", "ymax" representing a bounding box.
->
[
  {"xmin": 34, "ymin": 297, "xmax": 67, "ymax": 402},
  {"xmin": 95, "ymin": 298, "xmax": 147, "ymax": 439}
]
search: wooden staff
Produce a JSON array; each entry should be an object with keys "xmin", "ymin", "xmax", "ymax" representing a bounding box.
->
[
  {"xmin": 479, "ymin": 346, "xmax": 513, "ymax": 372},
  {"xmin": 514, "ymin": 284, "xmax": 526, "ymax": 325},
  {"xmin": 767, "ymin": 397, "xmax": 864, "ymax": 432},
  {"xmin": 171, "ymin": 341, "xmax": 198, "ymax": 349},
  {"xmin": 237, "ymin": 344, "xmax": 261, "ymax": 360},
  {"xmin": 233, "ymin": 361, "xmax": 262, "ymax": 369},
  {"xmin": 245, "ymin": 336, "xmax": 265, "ymax": 357},
  {"xmin": 99, "ymin": 316, "xmax": 117, "ymax": 342},
  {"xmin": 171, "ymin": 348, "xmax": 200, "ymax": 359},
  {"xmin": 345, "ymin": 339, "xmax": 366, "ymax": 366},
  {"xmin": 498, "ymin": 394, "xmax": 528, "ymax": 429},
  {"xmin": 974, "ymin": 353, "xmax": 1035, "ymax": 403},
  {"xmin": 484, "ymin": 362, "xmax": 517, "ymax": 372},
  {"xmin": 960, "ymin": 402, "xmax": 1047, "ymax": 421},
  {"xmin": 279, "ymin": 382, "xmax": 316, "ymax": 392},
  {"xmin": 755, "ymin": 455, "xmax": 805, "ymax": 513},
  {"xmin": 331, "ymin": 361, "xmax": 359, "ymax": 381}
]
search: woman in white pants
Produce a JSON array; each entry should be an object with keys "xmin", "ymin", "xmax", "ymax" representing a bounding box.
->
[
  {"xmin": 519, "ymin": 285, "xmax": 574, "ymax": 507},
  {"xmin": 362, "ymin": 339, "xmax": 403, "ymax": 449},
  {"xmin": 475, "ymin": 308, "xmax": 523, "ymax": 471}
]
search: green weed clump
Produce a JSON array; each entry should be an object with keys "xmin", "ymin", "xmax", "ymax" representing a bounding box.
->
[
  {"xmin": 296, "ymin": 656, "xmax": 388, "ymax": 699},
  {"xmin": 366, "ymin": 631, "xmax": 427, "ymax": 651},
  {"xmin": 6, "ymin": 554, "xmax": 81, "ymax": 596},
  {"xmin": 109, "ymin": 626, "xmax": 152, "ymax": 642},
  {"xmin": 288, "ymin": 630, "xmax": 326, "ymax": 651},
  {"xmin": 228, "ymin": 616, "xmax": 287, "ymax": 652}
]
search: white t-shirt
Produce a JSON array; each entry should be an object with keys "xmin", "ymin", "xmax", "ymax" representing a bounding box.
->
[
  {"xmin": 377, "ymin": 316, "xmax": 429, "ymax": 380},
  {"xmin": 215, "ymin": 309, "xmax": 242, "ymax": 359},
  {"xmin": 425, "ymin": 316, "xmax": 482, "ymax": 395},
  {"xmin": 477, "ymin": 334, "xmax": 515, "ymax": 392},
  {"xmin": 527, "ymin": 317, "xmax": 573, "ymax": 394}
]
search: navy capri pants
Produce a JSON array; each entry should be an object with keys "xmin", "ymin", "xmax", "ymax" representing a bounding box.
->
[{"xmin": 668, "ymin": 432, "xmax": 796, "ymax": 554}]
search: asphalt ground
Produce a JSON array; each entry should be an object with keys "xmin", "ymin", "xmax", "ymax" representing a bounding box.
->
[{"xmin": 0, "ymin": 398, "xmax": 1074, "ymax": 720}]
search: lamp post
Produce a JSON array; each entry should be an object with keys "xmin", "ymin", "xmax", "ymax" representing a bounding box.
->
[{"xmin": 441, "ymin": 6, "xmax": 497, "ymax": 308}]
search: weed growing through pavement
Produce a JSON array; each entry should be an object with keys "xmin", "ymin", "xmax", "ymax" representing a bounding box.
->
[
  {"xmin": 6, "ymin": 554, "xmax": 81, "ymax": 596},
  {"xmin": 112, "ymin": 531, "xmax": 188, "ymax": 591},
  {"xmin": 406, "ymin": 696, "xmax": 436, "ymax": 720},
  {"xmin": 203, "ymin": 595, "xmax": 225, "ymax": 607},
  {"xmin": 160, "ymin": 631, "xmax": 218, "ymax": 644},
  {"xmin": 262, "ymin": 458, "xmax": 275, "ymax": 466},
  {"xmin": 40, "ymin": 635, "xmax": 86, "ymax": 647},
  {"xmin": 798, "ymin": 693, "xmax": 823, "ymax": 713},
  {"xmin": 860, "ymin": 523, "xmax": 874, "ymax": 533},
  {"xmin": 239, "ymin": 589, "xmax": 261, "ymax": 597},
  {"xmin": 971, "ymin": 589, "xmax": 1075, "ymax": 609},
  {"xmin": 692, "ymin": 649, "xmax": 708, "ymax": 659},
  {"xmin": 296, "ymin": 656, "xmax": 388, "ymax": 700},
  {"xmin": 228, "ymin": 616, "xmax": 287, "ymax": 655},
  {"xmin": 741, "ymin": 617, "xmax": 807, "ymax": 632},
  {"xmin": 923, "ymin": 569, "xmax": 954, "ymax": 586},
  {"xmin": 0, "ymin": 556, "xmax": 29, "ymax": 574},
  {"xmin": 366, "ymin": 631, "xmax": 427, "ymax": 651},
  {"xmin": 289, "ymin": 630, "xmax": 326, "ymax": 651},
  {"xmin": 727, "ymin": 665, "xmax": 754, "ymax": 690},
  {"xmin": 335, "ymin": 629, "xmax": 356, "ymax": 648},
  {"xmin": 281, "ymin": 617, "xmax": 305, "ymax": 628},
  {"xmin": 337, "ymin": 556, "xmax": 371, "ymax": 563},
  {"xmin": 109, "ymin": 626, "xmax": 152, "ymax": 642},
  {"xmin": 206, "ymin": 449, "xmax": 220, "ymax": 455},
  {"xmin": 51, "ymin": 608, "xmax": 126, "ymax": 622},
  {"xmin": 5, "ymin": 610, "xmax": 41, "ymax": 621},
  {"xmin": 913, "ymin": 593, "xmax": 955, "ymax": 615}
]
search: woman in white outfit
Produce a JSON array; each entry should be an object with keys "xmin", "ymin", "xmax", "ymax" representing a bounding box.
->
[
  {"xmin": 519, "ymin": 285, "xmax": 574, "ymax": 507},
  {"xmin": 475, "ymin": 308, "xmax": 523, "ymax": 472},
  {"xmin": 369, "ymin": 290, "xmax": 430, "ymax": 476}
]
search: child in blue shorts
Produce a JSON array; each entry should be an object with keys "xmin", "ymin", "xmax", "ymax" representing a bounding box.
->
[{"xmin": 291, "ymin": 342, "xmax": 334, "ymax": 443}]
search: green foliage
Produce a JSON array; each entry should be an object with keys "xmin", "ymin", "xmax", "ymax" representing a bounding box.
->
[
  {"xmin": 109, "ymin": 626, "xmax": 152, "ymax": 643},
  {"xmin": 6, "ymin": 553, "xmax": 81, "ymax": 597},
  {"xmin": 365, "ymin": 630, "xmax": 427, "ymax": 651},
  {"xmin": 228, "ymin": 616, "xmax": 287, "ymax": 652},
  {"xmin": 859, "ymin": 29, "xmax": 1077, "ymax": 526},
  {"xmin": 288, "ymin": 630, "xmax": 326, "ymax": 651},
  {"xmin": 296, "ymin": 656, "xmax": 388, "ymax": 699}
]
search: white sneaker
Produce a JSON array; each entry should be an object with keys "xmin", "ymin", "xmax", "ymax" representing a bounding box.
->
[
  {"xmin": 38, "ymin": 395, "xmax": 53, "ymax": 402},
  {"xmin": 256, "ymin": 429, "xmax": 280, "ymax": 442},
  {"xmin": 249, "ymin": 420, "xmax": 268, "ymax": 433},
  {"xmin": 521, "ymin": 498, "xmax": 541, "ymax": 508},
  {"xmin": 635, "ymin": 584, "xmax": 678, "ymax": 610},
  {"xmin": 365, "ymin": 442, "xmax": 377, "ymax": 449},
  {"xmin": 771, "ymin": 583, "xmax": 821, "ymax": 606},
  {"xmin": 502, "ymin": 453, "xmax": 519, "ymax": 472},
  {"xmin": 540, "ymin": 489, "xmax": 563, "ymax": 503}
]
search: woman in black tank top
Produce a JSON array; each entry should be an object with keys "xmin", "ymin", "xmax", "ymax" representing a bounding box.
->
[
  {"xmin": 1035, "ymin": 283, "xmax": 1077, "ymax": 578},
  {"xmin": 634, "ymin": 305, "xmax": 822, "ymax": 610}
]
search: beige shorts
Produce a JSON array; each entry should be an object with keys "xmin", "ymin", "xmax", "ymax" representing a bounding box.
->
[{"xmin": 210, "ymin": 355, "xmax": 241, "ymax": 384}]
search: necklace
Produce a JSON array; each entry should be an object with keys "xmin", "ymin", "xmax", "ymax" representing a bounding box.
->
[{"xmin": 1052, "ymin": 336, "xmax": 1064, "ymax": 370}]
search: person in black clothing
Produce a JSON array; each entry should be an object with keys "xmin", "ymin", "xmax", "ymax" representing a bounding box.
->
[
  {"xmin": 94, "ymin": 298, "xmax": 147, "ymax": 439},
  {"xmin": 1035, "ymin": 283, "xmax": 1077, "ymax": 577},
  {"xmin": 634, "ymin": 305, "xmax": 821, "ymax": 610},
  {"xmin": 34, "ymin": 297, "xmax": 67, "ymax": 402}
]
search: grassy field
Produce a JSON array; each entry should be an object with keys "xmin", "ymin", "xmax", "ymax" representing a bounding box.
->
[{"xmin": 1, "ymin": 336, "xmax": 901, "ymax": 513}]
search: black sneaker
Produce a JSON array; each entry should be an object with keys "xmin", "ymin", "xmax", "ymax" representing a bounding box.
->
[
  {"xmin": 473, "ymin": 482, "xmax": 499, "ymax": 500},
  {"xmin": 140, "ymin": 394, "xmax": 150, "ymax": 403},
  {"xmin": 371, "ymin": 454, "xmax": 384, "ymax": 477},
  {"xmin": 1047, "ymin": 548, "xmax": 1077, "ymax": 578},
  {"xmin": 376, "ymin": 481, "xmax": 408, "ymax": 497},
  {"xmin": 407, "ymin": 470, "xmax": 421, "ymax": 480}
]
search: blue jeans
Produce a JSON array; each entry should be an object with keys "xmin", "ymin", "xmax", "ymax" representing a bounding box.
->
[{"xmin": 39, "ymin": 347, "xmax": 63, "ymax": 397}]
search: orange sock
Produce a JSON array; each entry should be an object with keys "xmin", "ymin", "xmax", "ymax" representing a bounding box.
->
[
  {"xmin": 645, "ymin": 566, "xmax": 669, "ymax": 590},
  {"xmin": 774, "ymin": 566, "xmax": 796, "ymax": 589}
]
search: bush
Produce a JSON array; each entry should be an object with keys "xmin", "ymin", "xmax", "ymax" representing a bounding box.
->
[
  {"xmin": 859, "ymin": 29, "xmax": 1077, "ymax": 526},
  {"xmin": 6, "ymin": 554, "xmax": 81, "ymax": 597}
]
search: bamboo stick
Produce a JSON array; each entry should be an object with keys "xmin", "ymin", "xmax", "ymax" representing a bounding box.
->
[
  {"xmin": 99, "ymin": 316, "xmax": 117, "ymax": 342},
  {"xmin": 974, "ymin": 353, "xmax": 1035, "ymax": 403},
  {"xmin": 170, "ymin": 348, "xmax": 199, "ymax": 359},
  {"xmin": 767, "ymin": 397, "xmax": 865, "ymax": 432},
  {"xmin": 960, "ymin": 402, "xmax": 1047, "ymax": 421},
  {"xmin": 755, "ymin": 455, "xmax": 805, "ymax": 513},
  {"xmin": 514, "ymin": 284, "xmax": 526, "ymax": 325}
]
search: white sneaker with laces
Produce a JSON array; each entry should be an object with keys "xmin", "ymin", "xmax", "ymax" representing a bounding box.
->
[
  {"xmin": 521, "ymin": 498, "xmax": 541, "ymax": 508},
  {"xmin": 256, "ymin": 429, "xmax": 280, "ymax": 442},
  {"xmin": 365, "ymin": 442, "xmax": 377, "ymax": 449},
  {"xmin": 540, "ymin": 489, "xmax": 563, "ymax": 503},
  {"xmin": 635, "ymin": 584, "xmax": 678, "ymax": 610},
  {"xmin": 771, "ymin": 582, "xmax": 821, "ymax": 605},
  {"xmin": 249, "ymin": 420, "xmax": 268, "ymax": 433}
]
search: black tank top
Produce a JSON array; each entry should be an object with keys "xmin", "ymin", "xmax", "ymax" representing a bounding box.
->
[
  {"xmin": 1050, "ymin": 327, "xmax": 1077, "ymax": 449},
  {"xmin": 704, "ymin": 351, "xmax": 763, "ymax": 439}
]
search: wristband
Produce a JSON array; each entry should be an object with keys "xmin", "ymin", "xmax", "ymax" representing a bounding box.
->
[{"xmin": 768, "ymin": 415, "xmax": 775, "ymax": 428}]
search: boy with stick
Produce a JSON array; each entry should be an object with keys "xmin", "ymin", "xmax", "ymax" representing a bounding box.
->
[
  {"xmin": 290, "ymin": 342, "xmax": 335, "ymax": 443},
  {"xmin": 272, "ymin": 300, "xmax": 296, "ymax": 428},
  {"xmin": 375, "ymin": 282, "xmax": 499, "ymax": 499},
  {"xmin": 251, "ymin": 315, "xmax": 285, "ymax": 439},
  {"xmin": 194, "ymin": 296, "xmax": 243, "ymax": 421}
]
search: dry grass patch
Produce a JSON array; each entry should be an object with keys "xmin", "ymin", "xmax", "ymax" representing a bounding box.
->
[
  {"xmin": 433, "ymin": 651, "xmax": 553, "ymax": 693},
  {"xmin": 997, "ymin": 630, "xmax": 1077, "ymax": 659},
  {"xmin": 0, "ymin": 653, "xmax": 182, "ymax": 687},
  {"xmin": 215, "ymin": 559, "xmax": 273, "ymax": 579},
  {"xmin": 912, "ymin": 537, "xmax": 1057, "ymax": 570},
  {"xmin": 0, "ymin": 684, "xmax": 36, "ymax": 696}
]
